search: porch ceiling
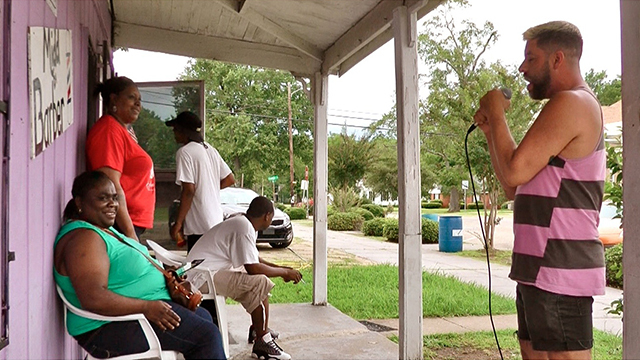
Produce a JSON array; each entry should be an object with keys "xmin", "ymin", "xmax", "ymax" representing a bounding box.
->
[{"xmin": 111, "ymin": 0, "xmax": 444, "ymax": 77}]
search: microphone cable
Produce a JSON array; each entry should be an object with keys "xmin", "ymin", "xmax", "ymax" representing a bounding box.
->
[{"xmin": 464, "ymin": 124, "xmax": 504, "ymax": 360}]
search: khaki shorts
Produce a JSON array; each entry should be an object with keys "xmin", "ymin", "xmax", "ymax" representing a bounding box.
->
[{"xmin": 213, "ymin": 270, "xmax": 275, "ymax": 314}]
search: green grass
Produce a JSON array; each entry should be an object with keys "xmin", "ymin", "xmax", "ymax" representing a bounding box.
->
[
  {"xmin": 292, "ymin": 219, "xmax": 313, "ymax": 227},
  {"xmin": 388, "ymin": 329, "xmax": 621, "ymax": 360},
  {"xmin": 154, "ymin": 207, "xmax": 169, "ymax": 223},
  {"xmin": 419, "ymin": 208, "xmax": 514, "ymax": 217},
  {"xmin": 267, "ymin": 264, "xmax": 516, "ymax": 319},
  {"xmin": 458, "ymin": 249, "xmax": 513, "ymax": 267}
]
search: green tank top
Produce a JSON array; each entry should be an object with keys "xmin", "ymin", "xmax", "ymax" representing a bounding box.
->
[{"xmin": 53, "ymin": 220, "xmax": 171, "ymax": 336}]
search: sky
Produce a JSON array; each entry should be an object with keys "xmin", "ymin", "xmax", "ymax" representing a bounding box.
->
[{"xmin": 113, "ymin": 0, "xmax": 622, "ymax": 132}]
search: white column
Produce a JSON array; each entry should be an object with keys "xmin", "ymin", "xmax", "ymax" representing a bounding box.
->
[
  {"xmin": 621, "ymin": 1, "xmax": 640, "ymax": 358},
  {"xmin": 312, "ymin": 72, "xmax": 329, "ymax": 306},
  {"xmin": 393, "ymin": 6, "xmax": 423, "ymax": 360}
]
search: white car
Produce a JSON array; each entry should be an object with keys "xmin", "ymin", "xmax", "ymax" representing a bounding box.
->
[{"xmin": 220, "ymin": 187, "xmax": 294, "ymax": 248}]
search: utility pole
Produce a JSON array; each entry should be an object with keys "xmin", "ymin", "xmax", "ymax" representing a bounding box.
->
[{"xmin": 288, "ymin": 82, "xmax": 295, "ymax": 206}]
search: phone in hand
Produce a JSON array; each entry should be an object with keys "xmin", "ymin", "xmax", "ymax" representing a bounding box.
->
[{"xmin": 175, "ymin": 259, "xmax": 204, "ymax": 276}]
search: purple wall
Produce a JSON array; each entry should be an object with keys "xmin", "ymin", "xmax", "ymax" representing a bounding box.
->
[{"xmin": 4, "ymin": 0, "xmax": 111, "ymax": 358}]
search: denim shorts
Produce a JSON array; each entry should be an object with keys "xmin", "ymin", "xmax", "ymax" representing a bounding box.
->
[{"xmin": 516, "ymin": 283, "xmax": 594, "ymax": 351}]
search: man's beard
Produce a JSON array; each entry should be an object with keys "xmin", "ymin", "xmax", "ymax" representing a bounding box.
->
[{"xmin": 527, "ymin": 65, "xmax": 551, "ymax": 100}]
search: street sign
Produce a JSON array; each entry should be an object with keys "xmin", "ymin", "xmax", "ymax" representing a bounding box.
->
[
  {"xmin": 300, "ymin": 180, "xmax": 309, "ymax": 190},
  {"xmin": 268, "ymin": 175, "xmax": 279, "ymax": 182},
  {"xmin": 461, "ymin": 180, "xmax": 469, "ymax": 190}
]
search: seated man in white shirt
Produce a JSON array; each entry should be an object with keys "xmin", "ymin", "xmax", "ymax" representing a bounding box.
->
[{"xmin": 187, "ymin": 196, "xmax": 302, "ymax": 360}]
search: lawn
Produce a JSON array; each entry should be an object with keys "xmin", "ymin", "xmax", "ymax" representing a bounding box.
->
[
  {"xmin": 266, "ymin": 264, "xmax": 516, "ymax": 319},
  {"xmin": 458, "ymin": 248, "xmax": 513, "ymax": 267}
]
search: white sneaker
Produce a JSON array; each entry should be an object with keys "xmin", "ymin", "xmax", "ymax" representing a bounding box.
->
[{"xmin": 251, "ymin": 333, "xmax": 291, "ymax": 360}]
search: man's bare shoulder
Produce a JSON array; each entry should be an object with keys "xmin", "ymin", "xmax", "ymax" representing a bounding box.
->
[{"xmin": 541, "ymin": 87, "xmax": 601, "ymax": 158}]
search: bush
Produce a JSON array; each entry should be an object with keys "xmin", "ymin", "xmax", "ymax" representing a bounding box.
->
[
  {"xmin": 430, "ymin": 199, "xmax": 443, "ymax": 206},
  {"xmin": 422, "ymin": 202, "xmax": 442, "ymax": 209},
  {"xmin": 327, "ymin": 205, "xmax": 337, "ymax": 218},
  {"xmin": 379, "ymin": 218, "xmax": 438, "ymax": 244},
  {"xmin": 386, "ymin": 203, "xmax": 395, "ymax": 215},
  {"xmin": 351, "ymin": 208, "xmax": 374, "ymax": 221},
  {"xmin": 275, "ymin": 203, "xmax": 287, "ymax": 211},
  {"xmin": 467, "ymin": 202, "xmax": 484, "ymax": 209},
  {"xmin": 284, "ymin": 207, "xmax": 307, "ymax": 220},
  {"xmin": 383, "ymin": 219, "xmax": 399, "ymax": 242},
  {"xmin": 330, "ymin": 186, "xmax": 361, "ymax": 212},
  {"xmin": 359, "ymin": 196, "xmax": 373, "ymax": 205},
  {"xmin": 421, "ymin": 219, "xmax": 439, "ymax": 244},
  {"xmin": 361, "ymin": 204, "xmax": 385, "ymax": 218},
  {"xmin": 605, "ymin": 243, "xmax": 623, "ymax": 289},
  {"xmin": 362, "ymin": 218, "xmax": 390, "ymax": 237},
  {"xmin": 328, "ymin": 212, "xmax": 364, "ymax": 231}
]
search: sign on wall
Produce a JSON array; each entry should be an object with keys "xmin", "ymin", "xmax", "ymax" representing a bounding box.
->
[{"xmin": 28, "ymin": 27, "xmax": 73, "ymax": 159}]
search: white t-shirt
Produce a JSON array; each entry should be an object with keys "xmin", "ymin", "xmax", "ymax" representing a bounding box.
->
[
  {"xmin": 186, "ymin": 215, "xmax": 259, "ymax": 271},
  {"xmin": 175, "ymin": 141, "xmax": 232, "ymax": 235}
]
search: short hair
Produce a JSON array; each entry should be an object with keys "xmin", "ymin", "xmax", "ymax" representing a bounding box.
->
[
  {"xmin": 63, "ymin": 171, "xmax": 113, "ymax": 221},
  {"xmin": 523, "ymin": 21, "xmax": 583, "ymax": 60},
  {"xmin": 246, "ymin": 196, "xmax": 274, "ymax": 218},
  {"xmin": 94, "ymin": 76, "xmax": 136, "ymax": 110}
]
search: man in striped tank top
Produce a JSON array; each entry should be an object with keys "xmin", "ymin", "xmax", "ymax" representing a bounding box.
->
[{"xmin": 473, "ymin": 21, "xmax": 605, "ymax": 360}]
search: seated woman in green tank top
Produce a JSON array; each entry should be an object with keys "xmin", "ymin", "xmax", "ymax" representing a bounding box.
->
[{"xmin": 53, "ymin": 171, "xmax": 225, "ymax": 359}]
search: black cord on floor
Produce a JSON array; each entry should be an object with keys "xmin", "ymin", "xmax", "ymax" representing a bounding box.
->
[{"xmin": 465, "ymin": 125, "xmax": 504, "ymax": 360}]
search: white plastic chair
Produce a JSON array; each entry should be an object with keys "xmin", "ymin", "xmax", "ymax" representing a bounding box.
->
[
  {"xmin": 146, "ymin": 240, "xmax": 229, "ymax": 358},
  {"xmin": 56, "ymin": 285, "xmax": 179, "ymax": 360}
]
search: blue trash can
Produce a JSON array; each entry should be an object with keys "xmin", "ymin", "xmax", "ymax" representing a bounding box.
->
[
  {"xmin": 421, "ymin": 213, "xmax": 439, "ymax": 223},
  {"xmin": 438, "ymin": 216, "xmax": 463, "ymax": 252}
]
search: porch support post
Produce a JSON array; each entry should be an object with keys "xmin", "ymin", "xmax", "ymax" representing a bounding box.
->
[
  {"xmin": 621, "ymin": 1, "xmax": 640, "ymax": 358},
  {"xmin": 393, "ymin": 6, "xmax": 423, "ymax": 360},
  {"xmin": 312, "ymin": 71, "xmax": 329, "ymax": 305}
]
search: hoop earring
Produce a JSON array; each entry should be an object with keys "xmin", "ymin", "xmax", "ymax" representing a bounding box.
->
[
  {"xmin": 78, "ymin": 208, "xmax": 82, "ymax": 214},
  {"xmin": 112, "ymin": 106, "xmax": 117, "ymax": 113}
]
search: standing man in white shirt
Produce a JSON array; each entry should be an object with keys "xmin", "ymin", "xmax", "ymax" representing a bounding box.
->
[{"xmin": 166, "ymin": 111, "xmax": 235, "ymax": 251}]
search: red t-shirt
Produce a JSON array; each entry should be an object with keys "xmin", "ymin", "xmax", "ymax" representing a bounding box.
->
[{"xmin": 86, "ymin": 115, "xmax": 155, "ymax": 228}]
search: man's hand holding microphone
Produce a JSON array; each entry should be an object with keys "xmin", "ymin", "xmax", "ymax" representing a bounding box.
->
[{"xmin": 472, "ymin": 88, "xmax": 512, "ymax": 134}]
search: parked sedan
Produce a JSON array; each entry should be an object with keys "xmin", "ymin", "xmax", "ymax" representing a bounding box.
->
[
  {"xmin": 221, "ymin": 187, "xmax": 294, "ymax": 248},
  {"xmin": 599, "ymin": 202, "xmax": 623, "ymax": 247}
]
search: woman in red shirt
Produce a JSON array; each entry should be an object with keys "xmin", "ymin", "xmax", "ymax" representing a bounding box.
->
[{"xmin": 87, "ymin": 77, "xmax": 155, "ymax": 240}]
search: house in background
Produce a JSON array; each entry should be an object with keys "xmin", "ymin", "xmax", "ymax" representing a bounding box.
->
[{"xmin": 603, "ymin": 100, "xmax": 622, "ymax": 146}]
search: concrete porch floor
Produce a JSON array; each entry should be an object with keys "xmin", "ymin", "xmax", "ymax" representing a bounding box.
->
[{"xmin": 226, "ymin": 303, "xmax": 399, "ymax": 360}]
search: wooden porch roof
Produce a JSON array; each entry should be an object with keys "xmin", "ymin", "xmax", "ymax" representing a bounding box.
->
[{"xmin": 111, "ymin": 0, "xmax": 443, "ymax": 77}]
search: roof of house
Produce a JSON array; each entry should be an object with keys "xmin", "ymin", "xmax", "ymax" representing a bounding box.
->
[{"xmin": 603, "ymin": 100, "xmax": 622, "ymax": 124}]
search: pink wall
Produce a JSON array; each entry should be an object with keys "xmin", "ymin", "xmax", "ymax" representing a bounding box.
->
[{"xmin": 4, "ymin": 0, "xmax": 111, "ymax": 358}]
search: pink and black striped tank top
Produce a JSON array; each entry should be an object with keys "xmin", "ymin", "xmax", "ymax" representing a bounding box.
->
[{"xmin": 509, "ymin": 88, "xmax": 606, "ymax": 297}]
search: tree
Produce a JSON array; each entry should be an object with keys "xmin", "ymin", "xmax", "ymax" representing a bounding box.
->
[
  {"xmin": 328, "ymin": 130, "xmax": 374, "ymax": 190},
  {"xmin": 178, "ymin": 60, "xmax": 315, "ymax": 197},
  {"xmin": 416, "ymin": 0, "xmax": 540, "ymax": 248},
  {"xmin": 132, "ymin": 107, "xmax": 180, "ymax": 169},
  {"xmin": 584, "ymin": 69, "xmax": 621, "ymax": 106}
]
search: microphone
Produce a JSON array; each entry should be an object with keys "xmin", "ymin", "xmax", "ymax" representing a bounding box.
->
[{"xmin": 467, "ymin": 87, "xmax": 512, "ymax": 133}]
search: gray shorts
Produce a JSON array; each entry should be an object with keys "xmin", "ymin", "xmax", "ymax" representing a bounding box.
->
[
  {"xmin": 213, "ymin": 270, "xmax": 275, "ymax": 314},
  {"xmin": 516, "ymin": 283, "xmax": 594, "ymax": 351}
]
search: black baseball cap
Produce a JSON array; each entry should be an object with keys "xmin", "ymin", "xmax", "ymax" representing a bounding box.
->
[{"xmin": 166, "ymin": 111, "xmax": 204, "ymax": 142}]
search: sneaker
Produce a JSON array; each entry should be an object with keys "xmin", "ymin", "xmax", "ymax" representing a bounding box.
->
[
  {"xmin": 251, "ymin": 333, "xmax": 291, "ymax": 360},
  {"xmin": 248, "ymin": 325, "xmax": 280, "ymax": 344}
]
